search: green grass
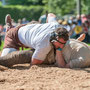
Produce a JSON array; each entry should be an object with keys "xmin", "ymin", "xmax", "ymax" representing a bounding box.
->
[
  {"xmin": 0, "ymin": 41, "xmax": 4, "ymax": 51},
  {"xmin": 87, "ymin": 43, "xmax": 90, "ymax": 46},
  {"xmin": 0, "ymin": 41, "xmax": 30, "ymax": 51}
]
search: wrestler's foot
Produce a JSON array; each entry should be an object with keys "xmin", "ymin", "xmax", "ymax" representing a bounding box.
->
[
  {"xmin": 5, "ymin": 14, "xmax": 12, "ymax": 25},
  {"xmin": 5, "ymin": 14, "xmax": 13, "ymax": 31},
  {"xmin": 77, "ymin": 33, "xmax": 86, "ymax": 41}
]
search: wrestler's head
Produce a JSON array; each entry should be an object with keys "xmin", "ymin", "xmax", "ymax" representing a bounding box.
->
[{"xmin": 50, "ymin": 27, "xmax": 69, "ymax": 49}]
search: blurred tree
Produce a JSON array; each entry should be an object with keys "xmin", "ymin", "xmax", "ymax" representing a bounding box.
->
[
  {"xmin": 1, "ymin": 0, "xmax": 90, "ymax": 16},
  {"xmin": 81, "ymin": 0, "xmax": 90, "ymax": 14},
  {"xmin": 6, "ymin": 0, "xmax": 43, "ymax": 5},
  {"xmin": 43, "ymin": 0, "xmax": 90, "ymax": 16},
  {"xmin": 47, "ymin": 0, "xmax": 76, "ymax": 15}
]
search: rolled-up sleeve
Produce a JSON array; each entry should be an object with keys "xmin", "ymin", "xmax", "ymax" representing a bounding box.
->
[{"xmin": 32, "ymin": 45, "xmax": 51, "ymax": 61}]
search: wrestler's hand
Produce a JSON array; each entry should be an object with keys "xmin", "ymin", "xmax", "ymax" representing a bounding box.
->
[
  {"xmin": 77, "ymin": 33, "xmax": 86, "ymax": 41},
  {"xmin": 53, "ymin": 41, "xmax": 65, "ymax": 49}
]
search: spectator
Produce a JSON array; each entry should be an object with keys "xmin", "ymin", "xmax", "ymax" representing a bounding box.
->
[
  {"xmin": 17, "ymin": 19, "xmax": 22, "ymax": 26},
  {"xmin": 74, "ymin": 22, "xmax": 82, "ymax": 39},
  {"xmin": 39, "ymin": 11, "xmax": 48, "ymax": 23},
  {"xmin": 76, "ymin": 15, "xmax": 82, "ymax": 26},
  {"xmin": 22, "ymin": 18, "xmax": 29, "ymax": 24}
]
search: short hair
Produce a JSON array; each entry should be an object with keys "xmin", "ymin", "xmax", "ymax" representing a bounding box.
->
[
  {"xmin": 55, "ymin": 27, "xmax": 69, "ymax": 41},
  {"xmin": 50, "ymin": 27, "xmax": 69, "ymax": 42}
]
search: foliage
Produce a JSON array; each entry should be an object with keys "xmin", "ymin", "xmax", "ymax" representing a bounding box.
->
[
  {"xmin": 1, "ymin": 0, "xmax": 90, "ymax": 15},
  {"xmin": 45, "ymin": 0, "xmax": 76, "ymax": 15},
  {"xmin": 42, "ymin": 0, "xmax": 90, "ymax": 17},
  {"xmin": 0, "ymin": 0, "xmax": 90, "ymax": 25},
  {"xmin": 6, "ymin": 0, "xmax": 43, "ymax": 5},
  {"xmin": 81, "ymin": 0, "xmax": 90, "ymax": 14},
  {"xmin": 0, "ymin": 5, "xmax": 44, "ymax": 24},
  {"xmin": 0, "ymin": 1, "xmax": 2, "ymax": 6}
]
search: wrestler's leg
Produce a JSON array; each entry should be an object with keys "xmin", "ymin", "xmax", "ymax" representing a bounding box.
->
[
  {"xmin": 1, "ymin": 48, "xmax": 17, "ymax": 56},
  {"xmin": 0, "ymin": 50, "xmax": 33, "ymax": 67},
  {"xmin": 77, "ymin": 33, "xmax": 86, "ymax": 41}
]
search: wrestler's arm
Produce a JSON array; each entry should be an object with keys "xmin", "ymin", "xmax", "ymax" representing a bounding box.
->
[
  {"xmin": 31, "ymin": 41, "xmax": 52, "ymax": 65},
  {"xmin": 56, "ymin": 50, "xmax": 66, "ymax": 68},
  {"xmin": 31, "ymin": 47, "xmax": 48, "ymax": 65},
  {"xmin": 77, "ymin": 33, "xmax": 85, "ymax": 41},
  {"xmin": 31, "ymin": 58, "xmax": 43, "ymax": 65}
]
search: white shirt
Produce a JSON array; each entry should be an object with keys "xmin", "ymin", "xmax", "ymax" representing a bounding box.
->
[
  {"xmin": 18, "ymin": 22, "xmax": 60, "ymax": 60},
  {"xmin": 63, "ymin": 39, "xmax": 90, "ymax": 68}
]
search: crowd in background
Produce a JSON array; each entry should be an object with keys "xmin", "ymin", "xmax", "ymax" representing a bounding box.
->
[
  {"xmin": 39, "ymin": 13, "xmax": 90, "ymax": 43},
  {"xmin": 0, "ymin": 13, "xmax": 90, "ymax": 46},
  {"xmin": 58, "ymin": 14, "xmax": 90, "ymax": 43}
]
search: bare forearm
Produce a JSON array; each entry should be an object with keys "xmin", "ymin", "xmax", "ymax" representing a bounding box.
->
[
  {"xmin": 77, "ymin": 33, "xmax": 85, "ymax": 41},
  {"xmin": 56, "ymin": 50, "xmax": 66, "ymax": 68},
  {"xmin": 31, "ymin": 58, "xmax": 43, "ymax": 65}
]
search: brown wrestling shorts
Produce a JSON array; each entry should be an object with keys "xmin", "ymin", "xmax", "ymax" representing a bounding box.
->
[{"xmin": 4, "ymin": 24, "xmax": 26, "ymax": 50}]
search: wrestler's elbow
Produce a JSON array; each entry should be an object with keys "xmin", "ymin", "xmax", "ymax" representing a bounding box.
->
[{"xmin": 31, "ymin": 58, "xmax": 43, "ymax": 65}]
